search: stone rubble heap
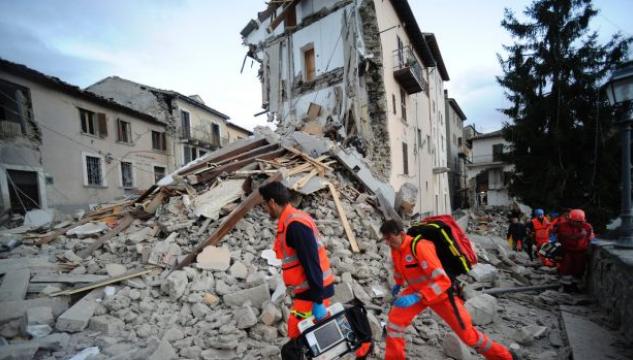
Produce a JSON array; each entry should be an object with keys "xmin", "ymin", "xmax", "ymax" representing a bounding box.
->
[{"xmin": 0, "ymin": 133, "xmax": 575, "ymax": 360}]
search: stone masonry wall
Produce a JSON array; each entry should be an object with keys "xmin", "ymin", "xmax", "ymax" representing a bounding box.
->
[{"xmin": 587, "ymin": 241, "xmax": 633, "ymax": 343}]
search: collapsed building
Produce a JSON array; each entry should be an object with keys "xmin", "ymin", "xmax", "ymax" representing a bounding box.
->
[
  {"xmin": 241, "ymin": 0, "xmax": 456, "ymax": 217},
  {"xmin": 1, "ymin": 129, "xmax": 625, "ymax": 360}
]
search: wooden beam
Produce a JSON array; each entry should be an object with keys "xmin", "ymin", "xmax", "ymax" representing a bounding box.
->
[
  {"xmin": 196, "ymin": 148, "xmax": 286, "ymax": 184},
  {"xmin": 284, "ymin": 146, "xmax": 333, "ymax": 171},
  {"xmin": 50, "ymin": 268, "xmax": 157, "ymax": 297},
  {"xmin": 143, "ymin": 191, "xmax": 166, "ymax": 214},
  {"xmin": 327, "ymin": 182, "xmax": 360, "ymax": 253},
  {"xmin": 178, "ymin": 138, "xmax": 269, "ymax": 175},
  {"xmin": 216, "ymin": 143, "xmax": 280, "ymax": 166},
  {"xmin": 36, "ymin": 217, "xmax": 91, "ymax": 245},
  {"xmin": 77, "ymin": 214, "xmax": 135, "ymax": 259},
  {"xmin": 175, "ymin": 172, "xmax": 283, "ymax": 269},
  {"xmin": 293, "ymin": 168, "xmax": 318, "ymax": 190},
  {"xmin": 134, "ymin": 184, "xmax": 157, "ymax": 204}
]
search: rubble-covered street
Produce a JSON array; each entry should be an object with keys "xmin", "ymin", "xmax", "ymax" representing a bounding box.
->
[{"xmin": 0, "ymin": 131, "xmax": 630, "ymax": 360}]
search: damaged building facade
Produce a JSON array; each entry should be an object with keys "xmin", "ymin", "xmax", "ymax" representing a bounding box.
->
[
  {"xmin": 241, "ymin": 0, "xmax": 458, "ymax": 215},
  {"xmin": 87, "ymin": 77, "xmax": 251, "ymax": 170},
  {"xmin": 444, "ymin": 93, "xmax": 468, "ymax": 209},
  {"xmin": 0, "ymin": 59, "xmax": 170, "ymax": 213},
  {"xmin": 466, "ymin": 129, "xmax": 513, "ymax": 208}
]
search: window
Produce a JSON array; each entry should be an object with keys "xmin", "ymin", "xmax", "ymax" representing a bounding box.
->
[
  {"xmin": 0, "ymin": 79, "xmax": 32, "ymax": 136},
  {"xmin": 120, "ymin": 161, "xmax": 134, "ymax": 188},
  {"xmin": 304, "ymin": 47, "xmax": 316, "ymax": 82},
  {"xmin": 458, "ymin": 137, "xmax": 462, "ymax": 146},
  {"xmin": 184, "ymin": 145, "xmax": 198, "ymax": 164},
  {"xmin": 417, "ymin": 129, "xmax": 422, "ymax": 148},
  {"xmin": 154, "ymin": 166, "xmax": 166, "ymax": 184},
  {"xmin": 152, "ymin": 131, "xmax": 167, "ymax": 151},
  {"xmin": 493, "ymin": 144, "xmax": 504, "ymax": 162},
  {"xmin": 284, "ymin": 4, "xmax": 297, "ymax": 27},
  {"xmin": 83, "ymin": 154, "xmax": 104, "ymax": 186},
  {"xmin": 180, "ymin": 110, "xmax": 191, "ymax": 138},
  {"xmin": 400, "ymin": 88, "xmax": 406, "ymax": 122},
  {"xmin": 392, "ymin": 94, "xmax": 397, "ymax": 114},
  {"xmin": 79, "ymin": 109, "xmax": 107, "ymax": 138},
  {"xmin": 396, "ymin": 35, "xmax": 404, "ymax": 66},
  {"xmin": 211, "ymin": 123, "xmax": 221, "ymax": 146},
  {"xmin": 402, "ymin": 142, "xmax": 409, "ymax": 175},
  {"xmin": 427, "ymin": 135, "xmax": 431, "ymax": 154},
  {"xmin": 199, "ymin": 149, "xmax": 207, "ymax": 157},
  {"xmin": 117, "ymin": 119, "xmax": 132, "ymax": 143}
]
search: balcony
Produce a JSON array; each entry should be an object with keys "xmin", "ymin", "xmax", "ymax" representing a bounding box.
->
[{"xmin": 393, "ymin": 46, "xmax": 428, "ymax": 95}]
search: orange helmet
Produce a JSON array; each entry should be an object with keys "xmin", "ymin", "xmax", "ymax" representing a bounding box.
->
[{"xmin": 569, "ymin": 209, "xmax": 586, "ymax": 222}]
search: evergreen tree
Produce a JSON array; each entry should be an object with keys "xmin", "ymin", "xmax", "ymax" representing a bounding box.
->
[{"xmin": 498, "ymin": 0, "xmax": 632, "ymax": 231}]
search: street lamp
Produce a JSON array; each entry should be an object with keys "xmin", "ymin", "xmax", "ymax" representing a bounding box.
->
[{"xmin": 605, "ymin": 61, "xmax": 633, "ymax": 248}]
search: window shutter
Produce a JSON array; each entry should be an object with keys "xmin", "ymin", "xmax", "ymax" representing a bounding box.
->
[
  {"xmin": 161, "ymin": 132, "xmax": 167, "ymax": 151},
  {"xmin": 97, "ymin": 113, "xmax": 108, "ymax": 138}
]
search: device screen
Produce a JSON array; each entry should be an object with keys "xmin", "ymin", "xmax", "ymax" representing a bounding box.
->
[{"xmin": 314, "ymin": 321, "xmax": 343, "ymax": 351}]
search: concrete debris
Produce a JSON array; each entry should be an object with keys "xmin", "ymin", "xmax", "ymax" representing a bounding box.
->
[
  {"xmin": 442, "ymin": 332, "xmax": 473, "ymax": 360},
  {"xmin": 66, "ymin": 222, "xmax": 109, "ymax": 238},
  {"xmin": 89, "ymin": 315, "xmax": 125, "ymax": 335},
  {"xmin": 468, "ymin": 263, "xmax": 498, "ymax": 283},
  {"xmin": 148, "ymin": 233, "xmax": 181, "ymax": 267},
  {"xmin": 196, "ymin": 245, "xmax": 231, "ymax": 271},
  {"xmin": 260, "ymin": 249, "xmax": 281, "ymax": 267},
  {"xmin": 464, "ymin": 294, "xmax": 498, "ymax": 325},
  {"xmin": 68, "ymin": 347, "xmax": 100, "ymax": 360},
  {"xmin": 23, "ymin": 209, "xmax": 55, "ymax": 228},
  {"xmin": 395, "ymin": 182, "xmax": 418, "ymax": 217},
  {"xmin": 229, "ymin": 261, "xmax": 248, "ymax": 279},
  {"xmin": 105, "ymin": 263, "xmax": 127, "ymax": 277},
  {"xmin": 193, "ymin": 179, "xmax": 245, "ymax": 220},
  {"xmin": 224, "ymin": 283, "xmax": 270, "ymax": 308},
  {"xmin": 160, "ymin": 270, "xmax": 188, "ymax": 300},
  {"xmin": 55, "ymin": 289, "xmax": 102, "ymax": 332},
  {"xmin": 513, "ymin": 325, "xmax": 548, "ymax": 345},
  {"xmin": 260, "ymin": 302, "xmax": 282, "ymax": 326},
  {"xmin": 0, "ymin": 268, "xmax": 30, "ymax": 301},
  {"xmin": 23, "ymin": 306, "xmax": 54, "ymax": 338},
  {"xmin": 236, "ymin": 304, "xmax": 258, "ymax": 329}
]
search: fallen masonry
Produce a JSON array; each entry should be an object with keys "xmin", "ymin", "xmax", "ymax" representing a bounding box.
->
[{"xmin": 1, "ymin": 131, "xmax": 630, "ymax": 359}]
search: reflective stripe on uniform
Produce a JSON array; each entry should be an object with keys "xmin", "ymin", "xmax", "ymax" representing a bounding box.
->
[
  {"xmin": 430, "ymin": 282, "xmax": 443, "ymax": 295},
  {"xmin": 386, "ymin": 322, "xmax": 408, "ymax": 333},
  {"xmin": 431, "ymin": 268, "xmax": 446, "ymax": 279},
  {"xmin": 290, "ymin": 309, "xmax": 312, "ymax": 319},
  {"xmin": 407, "ymin": 274, "xmax": 429, "ymax": 285},
  {"xmin": 291, "ymin": 268, "xmax": 334, "ymax": 293},
  {"xmin": 282, "ymin": 255, "xmax": 299, "ymax": 265},
  {"xmin": 473, "ymin": 331, "xmax": 492, "ymax": 354}
]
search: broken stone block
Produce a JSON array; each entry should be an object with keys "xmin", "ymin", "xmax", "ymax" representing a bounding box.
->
[
  {"xmin": 464, "ymin": 294, "xmax": 498, "ymax": 325},
  {"xmin": 162, "ymin": 326, "xmax": 185, "ymax": 342},
  {"xmin": 236, "ymin": 304, "xmax": 258, "ymax": 329},
  {"xmin": 89, "ymin": 315, "xmax": 125, "ymax": 335},
  {"xmin": 23, "ymin": 209, "xmax": 55, "ymax": 228},
  {"xmin": 442, "ymin": 332, "xmax": 473, "ymax": 360},
  {"xmin": 63, "ymin": 250, "xmax": 83, "ymax": 263},
  {"xmin": 126, "ymin": 226, "xmax": 153, "ymax": 243},
  {"xmin": 223, "ymin": 283, "xmax": 270, "ymax": 308},
  {"xmin": 160, "ymin": 270, "xmax": 188, "ymax": 300},
  {"xmin": 0, "ymin": 342, "xmax": 40, "ymax": 360},
  {"xmin": 196, "ymin": 245, "xmax": 231, "ymax": 271},
  {"xmin": 395, "ymin": 182, "xmax": 418, "ymax": 216},
  {"xmin": 260, "ymin": 302, "xmax": 282, "ymax": 326},
  {"xmin": 148, "ymin": 233, "xmax": 182, "ymax": 267},
  {"xmin": 251, "ymin": 324, "xmax": 278, "ymax": 342},
  {"xmin": 190, "ymin": 275, "xmax": 215, "ymax": 292},
  {"xmin": 191, "ymin": 303, "xmax": 210, "ymax": 319},
  {"xmin": 468, "ymin": 263, "xmax": 498, "ymax": 283},
  {"xmin": 229, "ymin": 261, "xmax": 248, "ymax": 280},
  {"xmin": 149, "ymin": 338, "xmax": 177, "ymax": 360},
  {"xmin": 105, "ymin": 263, "xmax": 127, "ymax": 277},
  {"xmin": 331, "ymin": 282, "xmax": 354, "ymax": 304},
  {"xmin": 0, "ymin": 268, "xmax": 30, "ymax": 302},
  {"xmin": 513, "ymin": 325, "xmax": 549, "ymax": 345},
  {"xmin": 56, "ymin": 289, "xmax": 101, "ymax": 332},
  {"xmin": 23, "ymin": 306, "xmax": 54, "ymax": 338},
  {"xmin": 38, "ymin": 332, "xmax": 70, "ymax": 351}
]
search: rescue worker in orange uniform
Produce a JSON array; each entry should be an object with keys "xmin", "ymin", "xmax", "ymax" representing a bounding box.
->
[
  {"xmin": 555, "ymin": 209, "xmax": 593, "ymax": 293},
  {"xmin": 260, "ymin": 181, "xmax": 372, "ymax": 359},
  {"xmin": 527, "ymin": 209, "xmax": 553, "ymax": 266},
  {"xmin": 380, "ymin": 220, "xmax": 515, "ymax": 360}
]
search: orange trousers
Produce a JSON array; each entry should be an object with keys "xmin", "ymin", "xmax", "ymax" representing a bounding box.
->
[
  {"xmin": 385, "ymin": 289, "xmax": 512, "ymax": 360},
  {"xmin": 287, "ymin": 298, "xmax": 331, "ymax": 339}
]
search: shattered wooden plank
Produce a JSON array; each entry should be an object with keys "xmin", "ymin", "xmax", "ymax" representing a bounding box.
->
[
  {"xmin": 327, "ymin": 182, "xmax": 360, "ymax": 253},
  {"xmin": 284, "ymin": 146, "xmax": 333, "ymax": 171},
  {"xmin": 215, "ymin": 143, "xmax": 280, "ymax": 167},
  {"xmin": 36, "ymin": 217, "xmax": 92, "ymax": 245},
  {"xmin": 179, "ymin": 137, "xmax": 270, "ymax": 175},
  {"xmin": 50, "ymin": 268, "xmax": 156, "ymax": 297},
  {"xmin": 77, "ymin": 214, "xmax": 135, "ymax": 259},
  {"xmin": 196, "ymin": 148, "xmax": 286, "ymax": 184},
  {"xmin": 267, "ymin": 0, "xmax": 299, "ymax": 32},
  {"xmin": 134, "ymin": 185, "xmax": 158, "ymax": 204},
  {"xmin": 143, "ymin": 191, "xmax": 166, "ymax": 214},
  {"xmin": 175, "ymin": 172, "xmax": 283, "ymax": 270},
  {"xmin": 293, "ymin": 169, "xmax": 318, "ymax": 190}
]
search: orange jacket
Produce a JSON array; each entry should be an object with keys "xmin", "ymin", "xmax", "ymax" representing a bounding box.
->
[
  {"xmin": 530, "ymin": 218, "xmax": 551, "ymax": 246},
  {"xmin": 274, "ymin": 206, "xmax": 334, "ymax": 296},
  {"xmin": 391, "ymin": 235, "xmax": 452, "ymax": 303}
]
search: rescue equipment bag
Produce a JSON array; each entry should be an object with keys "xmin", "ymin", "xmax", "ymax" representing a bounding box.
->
[{"xmin": 406, "ymin": 215, "xmax": 478, "ymax": 279}]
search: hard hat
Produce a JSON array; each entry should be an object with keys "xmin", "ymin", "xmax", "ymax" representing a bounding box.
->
[
  {"xmin": 535, "ymin": 209, "xmax": 544, "ymax": 217},
  {"xmin": 569, "ymin": 209, "xmax": 586, "ymax": 222}
]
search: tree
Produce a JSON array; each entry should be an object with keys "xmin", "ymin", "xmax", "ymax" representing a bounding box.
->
[{"xmin": 497, "ymin": 0, "xmax": 632, "ymax": 231}]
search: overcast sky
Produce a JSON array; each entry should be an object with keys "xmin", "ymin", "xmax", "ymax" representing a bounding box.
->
[{"xmin": 1, "ymin": 0, "xmax": 631, "ymax": 133}]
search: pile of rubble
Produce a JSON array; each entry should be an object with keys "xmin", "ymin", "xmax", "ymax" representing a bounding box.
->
[{"xmin": 0, "ymin": 130, "xmax": 589, "ymax": 360}]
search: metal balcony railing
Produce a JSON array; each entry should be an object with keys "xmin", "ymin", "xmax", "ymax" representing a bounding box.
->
[{"xmin": 393, "ymin": 46, "xmax": 428, "ymax": 94}]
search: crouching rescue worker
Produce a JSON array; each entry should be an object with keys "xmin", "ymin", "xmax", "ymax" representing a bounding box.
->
[
  {"xmin": 555, "ymin": 209, "xmax": 593, "ymax": 293},
  {"xmin": 380, "ymin": 220, "xmax": 515, "ymax": 360},
  {"xmin": 259, "ymin": 181, "xmax": 371, "ymax": 359}
]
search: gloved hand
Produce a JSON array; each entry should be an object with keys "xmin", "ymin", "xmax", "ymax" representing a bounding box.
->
[
  {"xmin": 393, "ymin": 293, "xmax": 421, "ymax": 308},
  {"xmin": 312, "ymin": 302, "xmax": 328, "ymax": 321},
  {"xmin": 391, "ymin": 285, "xmax": 402, "ymax": 297}
]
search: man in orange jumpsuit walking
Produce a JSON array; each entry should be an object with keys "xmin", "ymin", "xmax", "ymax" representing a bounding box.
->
[
  {"xmin": 555, "ymin": 209, "xmax": 593, "ymax": 292},
  {"xmin": 527, "ymin": 209, "xmax": 553, "ymax": 266},
  {"xmin": 380, "ymin": 220, "xmax": 515, "ymax": 360}
]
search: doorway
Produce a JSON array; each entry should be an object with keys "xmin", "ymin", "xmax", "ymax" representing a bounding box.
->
[{"xmin": 6, "ymin": 169, "xmax": 40, "ymax": 213}]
